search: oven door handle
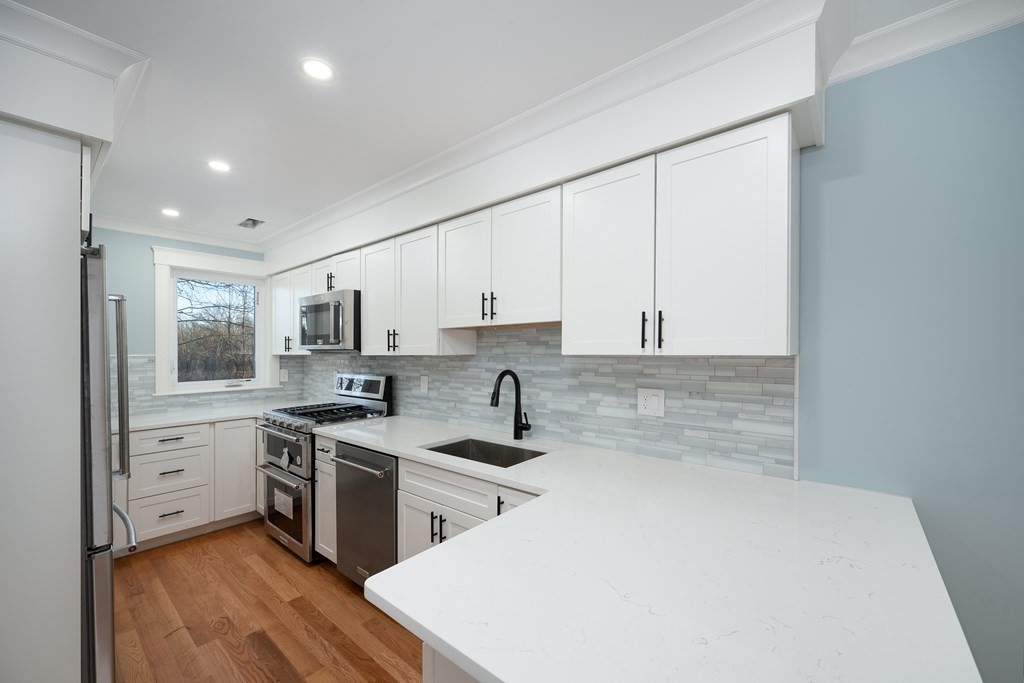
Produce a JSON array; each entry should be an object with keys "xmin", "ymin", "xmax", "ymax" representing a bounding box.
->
[
  {"xmin": 331, "ymin": 456, "xmax": 388, "ymax": 479},
  {"xmin": 256, "ymin": 464, "xmax": 305, "ymax": 490},
  {"xmin": 255, "ymin": 423, "xmax": 305, "ymax": 444}
]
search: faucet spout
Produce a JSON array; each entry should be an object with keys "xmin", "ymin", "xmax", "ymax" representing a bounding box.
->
[{"xmin": 490, "ymin": 369, "xmax": 531, "ymax": 440}]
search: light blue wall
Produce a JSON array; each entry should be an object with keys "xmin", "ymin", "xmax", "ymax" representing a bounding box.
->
[
  {"xmin": 91, "ymin": 227, "xmax": 263, "ymax": 354},
  {"xmin": 800, "ymin": 23, "xmax": 1024, "ymax": 683}
]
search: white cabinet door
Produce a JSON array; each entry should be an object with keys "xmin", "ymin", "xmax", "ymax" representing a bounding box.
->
[
  {"xmin": 656, "ymin": 114, "xmax": 796, "ymax": 355},
  {"xmin": 395, "ymin": 226, "xmax": 439, "ymax": 355},
  {"xmin": 314, "ymin": 460, "xmax": 337, "ymax": 563},
  {"xmin": 441, "ymin": 506, "xmax": 484, "ymax": 541},
  {"xmin": 213, "ymin": 419, "xmax": 256, "ymax": 521},
  {"xmin": 438, "ymin": 210, "xmax": 492, "ymax": 328},
  {"xmin": 360, "ymin": 239, "xmax": 397, "ymax": 356},
  {"xmin": 333, "ymin": 250, "xmax": 361, "ymax": 291},
  {"xmin": 311, "ymin": 258, "xmax": 334, "ymax": 295},
  {"xmin": 271, "ymin": 267, "xmax": 312, "ymax": 355},
  {"xmin": 398, "ymin": 490, "xmax": 439, "ymax": 562},
  {"xmin": 562, "ymin": 156, "xmax": 656, "ymax": 355},
  {"xmin": 497, "ymin": 486, "xmax": 537, "ymax": 515},
  {"xmin": 492, "ymin": 188, "xmax": 561, "ymax": 326}
]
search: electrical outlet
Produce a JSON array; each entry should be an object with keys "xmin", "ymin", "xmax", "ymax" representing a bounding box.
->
[
  {"xmin": 637, "ymin": 388, "xmax": 665, "ymax": 417},
  {"xmin": 279, "ymin": 368, "xmax": 289, "ymax": 383},
  {"xmin": 420, "ymin": 375, "xmax": 428, "ymax": 393}
]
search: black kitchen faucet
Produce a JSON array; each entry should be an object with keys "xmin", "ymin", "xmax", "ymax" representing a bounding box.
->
[{"xmin": 490, "ymin": 369, "xmax": 531, "ymax": 440}]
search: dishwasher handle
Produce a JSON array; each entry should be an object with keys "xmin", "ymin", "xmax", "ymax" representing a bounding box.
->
[{"xmin": 331, "ymin": 456, "xmax": 388, "ymax": 479}]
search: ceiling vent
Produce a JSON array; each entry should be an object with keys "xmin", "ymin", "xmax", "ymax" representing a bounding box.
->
[{"xmin": 237, "ymin": 218, "xmax": 265, "ymax": 229}]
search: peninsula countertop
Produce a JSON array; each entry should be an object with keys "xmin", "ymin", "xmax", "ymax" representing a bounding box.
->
[{"xmin": 313, "ymin": 416, "xmax": 979, "ymax": 682}]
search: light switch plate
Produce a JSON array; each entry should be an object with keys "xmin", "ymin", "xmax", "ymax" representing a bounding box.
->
[
  {"xmin": 637, "ymin": 388, "xmax": 665, "ymax": 417},
  {"xmin": 421, "ymin": 375, "xmax": 428, "ymax": 393},
  {"xmin": 280, "ymin": 368, "xmax": 289, "ymax": 383}
]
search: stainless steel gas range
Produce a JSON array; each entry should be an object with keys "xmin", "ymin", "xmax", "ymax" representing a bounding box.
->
[{"xmin": 256, "ymin": 373, "xmax": 391, "ymax": 561}]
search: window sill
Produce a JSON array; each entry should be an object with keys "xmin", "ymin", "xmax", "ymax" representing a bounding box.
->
[{"xmin": 152, "ymin": 383, "xmax": 283, "ymax": 397}]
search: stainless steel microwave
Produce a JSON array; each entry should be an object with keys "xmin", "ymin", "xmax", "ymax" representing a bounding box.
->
[{"xmin": 298, "ymin": 289, "xmax": 360, "ymax": 351}]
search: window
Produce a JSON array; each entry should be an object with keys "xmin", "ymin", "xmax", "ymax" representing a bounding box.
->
[
  {"xmin": 176, "ymin": 278, "xmax": 256, "ymax": 383},
  {"xmin": 153, "ymin": 247, "xmax": 277, "ymax": 395}
]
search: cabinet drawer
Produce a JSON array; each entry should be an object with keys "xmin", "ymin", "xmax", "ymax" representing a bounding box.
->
[
  {"xmin": 128, "ymin": 486, "xmax": 210, "ymax": 542},
  {"xmin": 129, "ymin": 446, "xmax": 211, "ymax": 500},
  {"xmin": 131, "ymin": 423, "xmax": 210, "ymax": 456},
  {"xmin": 399, "ymin": 460, "xmax": 497, "ymax": 520}
]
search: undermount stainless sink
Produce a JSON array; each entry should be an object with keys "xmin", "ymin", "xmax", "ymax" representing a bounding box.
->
[{"xmin": 425, "ymin": 438, "xmax": 546, "ymax": 468}]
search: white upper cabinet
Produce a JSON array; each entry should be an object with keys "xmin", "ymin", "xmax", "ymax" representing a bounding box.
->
[
  {"xmin": 439, "ymin": 210, "xmax": 492, "ymax": 327},
  {"xmin": 360, "ymin": 239, "xmax": 397, "ymax": 356},
  {"xmin": 439, "ymin": 188, "xmax": 561, "ymax": 329},
  {"xmin": 655, "ymin": 114, "xmax": 797, "ymax": 355},
  {"xmin": 562, "ymin": 114, "xmax": 798, "ymax": 356},
  {"xmin": 361, "ymin": 228, "xmax": 476, "ymax": 356},
  {"xmin": 311, "ymin": 249, "xmax": 361, "ymax": 295},
  {"xmin": 562, "ymin": 157, "xmax": 656, "ymax": 355},
  {"xmin": 271, "ymin": 265, "xmax": 311, "ymax": 355}
]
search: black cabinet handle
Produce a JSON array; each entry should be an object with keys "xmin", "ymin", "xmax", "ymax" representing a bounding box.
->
[
  {"xmin": 497, "ymin": 496, "xmax": 504, "ymax": 515},
  {"xmin": 640, "ymin": 311, "xmax": 647, "ymax": 349},
  {"xmin": 481, "ymin": 292, "xmax": 486, "ymax": 321},
  {"xmin": 158, "ymin": 509, "xmax": 184, "ymax": 519},
  {"xmin": 439, "ymin": 515, "xmax": 447, "ymax": 542},
  {"xmin": 326, "ymin": 272, "xmax": 334, "ymax": 291},
  {"xmin": 387, "ymin": 329, "xmax": 392, "ymax": 351},
  {"xmin": 158, "ymin": 468, "xmax": 185, "ymax": 476},
  {"xmin": 157, "ymin": 436, "xmax": 184, "ymax": 443},
  {"xmin": 284, "ymin": 335, "xmax": 291, "ymax": 352},
  {"xmin": 657, "ymin": 310, "xmax": 664, "ymax": 349},
  {"xmin": 490, "ymin": 292, "xmax": 497, "ymax": 320},
  {"xmin": 392, "ymin": 329, "xmax": 398, "ymax": 351},
  {"xmin": 430, "ymin": 511, "xmax": 438, "ymax": 542}
]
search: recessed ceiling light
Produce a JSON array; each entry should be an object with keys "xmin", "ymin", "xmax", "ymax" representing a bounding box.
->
[
  {"xmin": 161, "ymin": 208, "xmax": 180, "ymax": 217},
  {"xmin": 301, "ymin": 58, "xmax": 335, "ymax": 81},
  {"xmin": 207, "ymin": 159, "xmax": 231, "ymax": 172}
]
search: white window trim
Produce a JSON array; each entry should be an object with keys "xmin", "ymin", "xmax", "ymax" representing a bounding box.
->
[{"xmin": 153, "ymin": 247, "xmax": 279, "ymax": 396}]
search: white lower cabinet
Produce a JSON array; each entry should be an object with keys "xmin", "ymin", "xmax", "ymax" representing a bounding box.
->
[
  {"xmin": 314, "ymin": 458, "xmax": 337, "ymax": 563},
  {"xmin": 497, "ymin": 485, "xmax": 537, "ymax": 514},
  {"xmin": 128, "ymin": 487, "xmax": 210, "ymax": 542},
  {"xmin": 213, "ymin": 419, "xmax": 257, "ymax": 521},
  {"xmin": 423, "ymin": 644, "xmax": 479, "ymax": 683},
  {"xmin": 397, "ymin": 490, "xmax": 487, "ymax": 563}
]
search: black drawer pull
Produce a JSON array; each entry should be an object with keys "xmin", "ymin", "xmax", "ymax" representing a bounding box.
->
[
  {"xmin": 158, "ymin": 468, "xmax": 185, "ymax": 476},
  {"xmin": 158, "ymin": 509, "xmax": 184, "ymax": 519},
  {"xmin": 430, "ymin": 511, "xmax": 438, "ymax": 542},
  {"xmin": 158, "ymin": 436, "xmax": 185, "ymax": 443},
  {"xmin": 439, "ymin": 515, "xmax": 447, "ymax": 542}
]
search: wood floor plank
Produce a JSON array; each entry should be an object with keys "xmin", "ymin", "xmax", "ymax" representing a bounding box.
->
[
  {"xmin": 114, "ymin": 520, "xmax": 423, "ymax": 683},
  {"xmin": 114, "ymin": 628, "xmax": 155, "ymax": 683}
]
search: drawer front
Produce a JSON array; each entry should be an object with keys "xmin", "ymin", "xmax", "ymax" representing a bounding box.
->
[
  {"xmin": 399, "ymin": 460, "xmax": 497, "ymax": 520},
  {"xmin": 314, "ymin": 436, "xmax": 336, "ymax": 465},
  {"xmin": 129, "ymin": 446, "xmax": 211, "ymax": 500},
  {"xmin": 128, "ymin": 487, "xmax": 210, "ymax": 542},
  {"xmin": 131, "ymin": 423, "xmax": 210, "ymax": 456}
]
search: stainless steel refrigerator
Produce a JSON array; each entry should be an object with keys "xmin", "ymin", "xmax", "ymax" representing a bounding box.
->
[{"xmin": 81, "ymin": 244, "xmax": 137, "ymax": 682}]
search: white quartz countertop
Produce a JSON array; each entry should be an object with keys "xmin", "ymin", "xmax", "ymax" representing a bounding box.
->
[
  {"xmin": 314, "ymin": 416, "xmax": 979, "ymax": 683},
  {"xmin": 121, "ymin": 400, "xmax": 300, "ymax": 432}
]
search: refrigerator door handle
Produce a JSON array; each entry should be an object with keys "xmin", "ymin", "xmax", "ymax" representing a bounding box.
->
[
  {"xmin": 112, "ymin": 502, "xmax": 138, "ymax": 553},
  {"xmin": 110, "ymin": 294, "xmax": 131, "ymax": 480}
]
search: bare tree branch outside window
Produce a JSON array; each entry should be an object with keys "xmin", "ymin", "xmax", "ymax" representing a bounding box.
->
[{"xmin": 176, "ymin": 278, "xmax": 256, "ymax": 382}]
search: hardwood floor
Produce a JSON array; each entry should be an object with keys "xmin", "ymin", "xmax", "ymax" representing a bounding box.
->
[{"xmin": 114, "ymin": 520, "xmax": 422, "ymax": 682}]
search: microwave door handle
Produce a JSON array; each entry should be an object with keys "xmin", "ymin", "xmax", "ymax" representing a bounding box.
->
[
  {"xmin": 330, "ymin": 300, "xmax": 342, "ymax": 345},
  {"xmin": 110, "ymin": 294, "xmax": 130, "ymax": 479}
]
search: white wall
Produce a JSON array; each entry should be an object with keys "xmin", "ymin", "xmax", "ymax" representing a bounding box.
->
[{"xmin": 0, "ymin": 118, "xmax": 83, "ymax": 681}]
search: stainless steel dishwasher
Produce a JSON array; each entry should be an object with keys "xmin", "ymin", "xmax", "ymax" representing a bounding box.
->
[{"xmin": 333, "ymin": 441, "xmax": 397, "ymax": 586}]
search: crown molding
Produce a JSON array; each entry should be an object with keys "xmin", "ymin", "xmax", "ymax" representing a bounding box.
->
[
  {"xmin": 93, "ymin": 215, "xmax": 264, "ymax": 254},
  {"xmin": 260, "ymin": 0, "xmax": 827, "ymax": 252},
  {"xmin": 0, "ymin": 0, "xmax": 147, "ymax": 79},
  {"xmin": 829, "ymin": 0, "xmax": 1024, "ymax": 84}
]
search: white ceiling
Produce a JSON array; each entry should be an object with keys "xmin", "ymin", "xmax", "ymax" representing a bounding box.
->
[{"xmin": 19, "ymin": 0, "xmax": 955, "ymax": 249}]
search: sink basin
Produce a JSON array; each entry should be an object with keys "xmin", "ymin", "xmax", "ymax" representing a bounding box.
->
[{"xmin": 425, "ymin": 438, "xmax": 546, "ymax": 468}]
